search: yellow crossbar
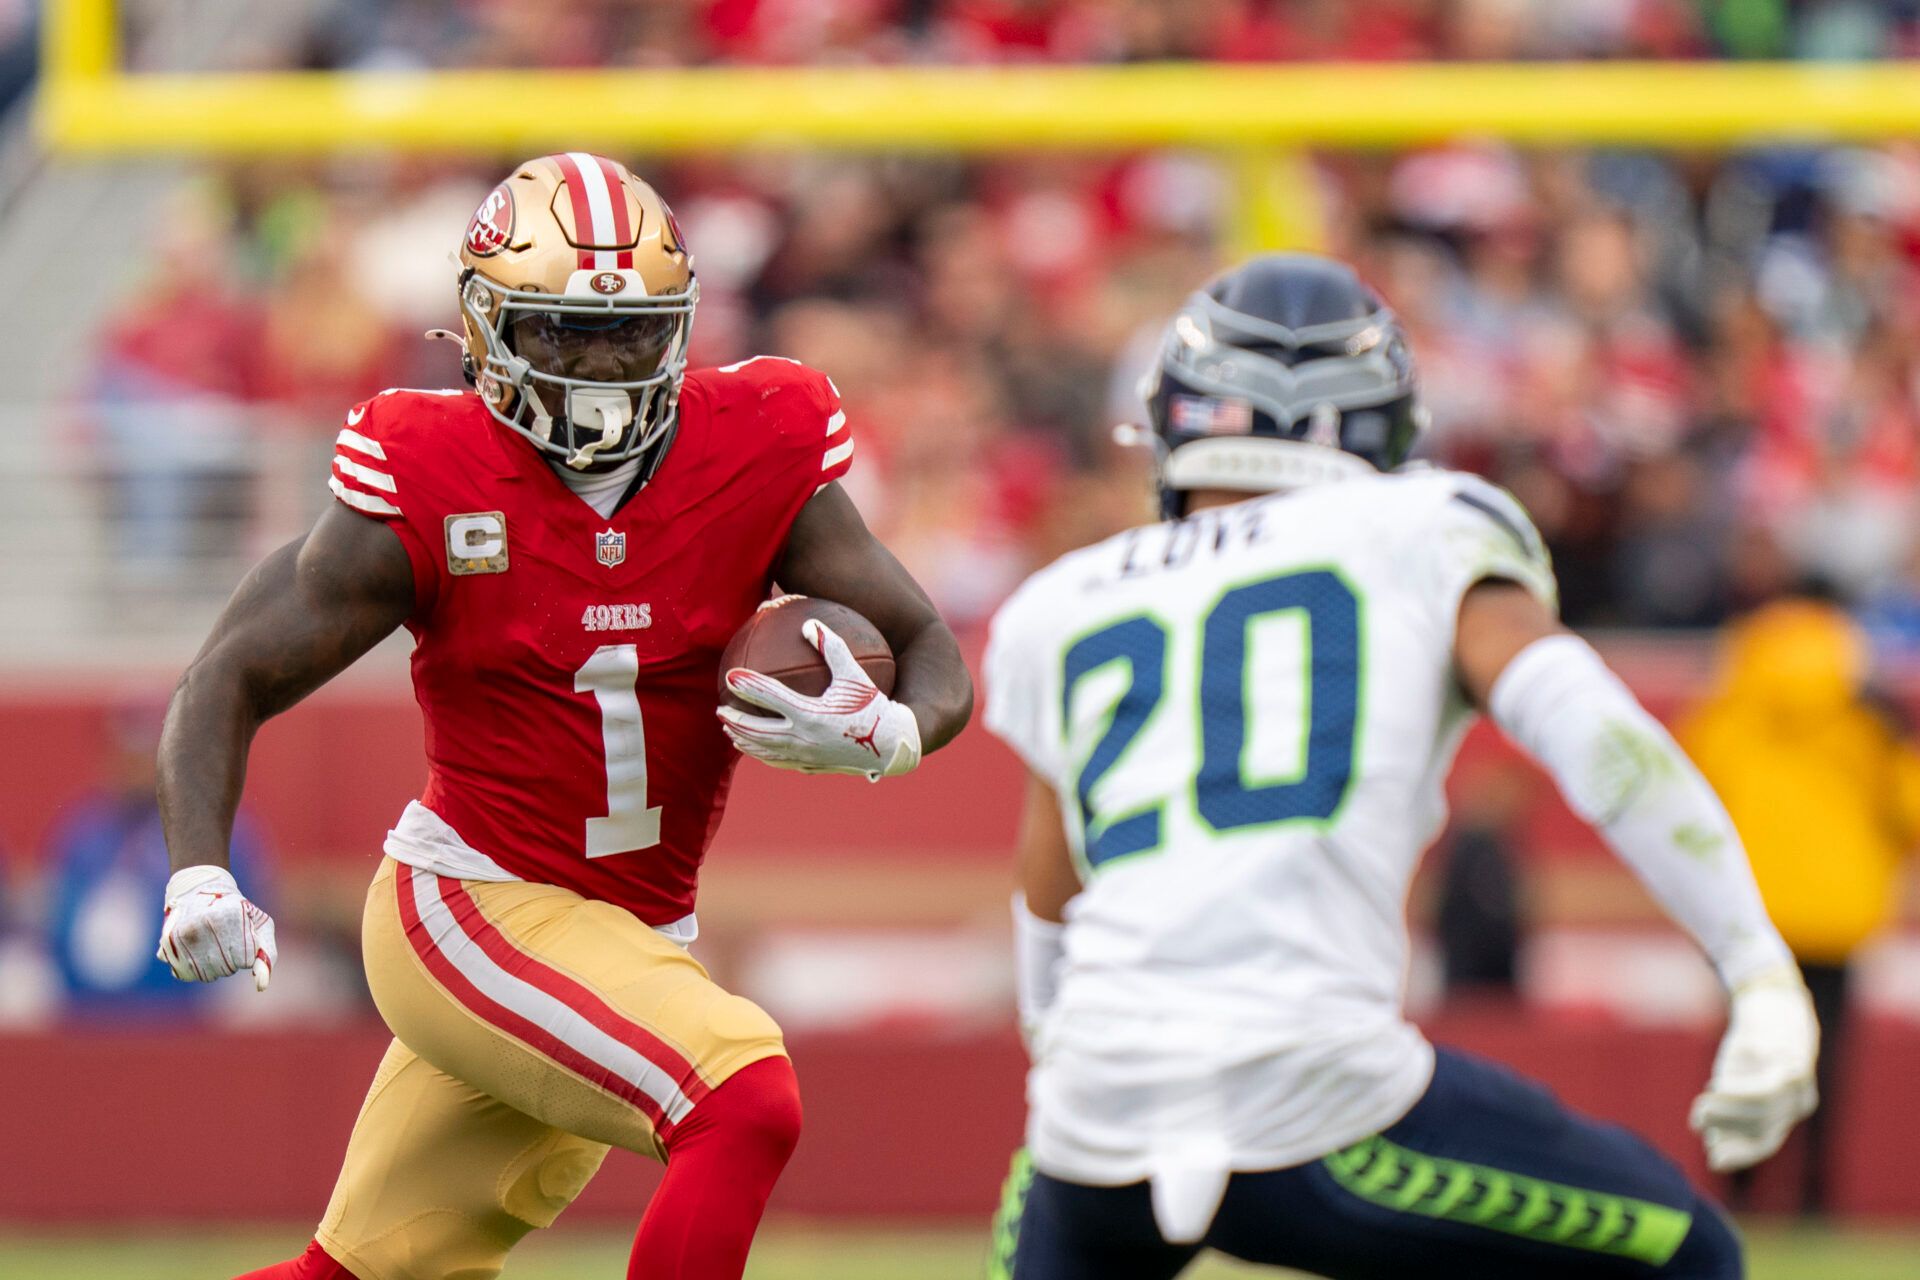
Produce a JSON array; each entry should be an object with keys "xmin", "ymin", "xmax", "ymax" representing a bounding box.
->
[{"xmin": 35, "ymin": 62, "xmax": 1920, "ymax": 154}]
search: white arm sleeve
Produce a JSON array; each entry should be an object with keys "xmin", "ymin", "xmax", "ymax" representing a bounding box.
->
[
  {"xmin": 1488, "ymin": 634, "xmax": 1793, "ymax": 990},
  {"xmin": 1012, "ymin": 893, "xmax": 1067, "ymax": 1050}
]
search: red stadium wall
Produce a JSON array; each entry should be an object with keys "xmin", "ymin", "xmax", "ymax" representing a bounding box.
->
[
  {"xmin": 4, "ymin": 1014, "xmax": 1918, "ymax": 1225},
  {"xmin": 0, "ymin": 673, "xmax": 1031, "ymax": 869}
]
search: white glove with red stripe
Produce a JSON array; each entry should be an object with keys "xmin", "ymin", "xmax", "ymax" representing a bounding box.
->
[
  {"xmin": 157, "ymin": 865, "xmax": 277, "ymax": 992},
  {"xmin": 1690, "ymin": 965, "xmax": 1819, "ymax": 1172},
  {"xmin": 717, "ymin": 619, "xmax": 922, "ymax": 782}
]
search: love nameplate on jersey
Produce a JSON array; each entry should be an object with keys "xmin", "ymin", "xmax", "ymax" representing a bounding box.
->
[{"xmin": 445, "ymin": 511, "xmax": 510, "ymax": 575}]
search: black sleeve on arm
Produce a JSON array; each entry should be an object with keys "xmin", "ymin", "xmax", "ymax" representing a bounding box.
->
[{"xmin": 773, "ymin": 482, "xmax": 974, "ymax": 753}]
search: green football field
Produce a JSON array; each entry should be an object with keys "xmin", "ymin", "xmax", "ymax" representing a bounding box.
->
[{"xmin": 2, "ymin": 1222, "xmax": 1915, "ymax": 1279}]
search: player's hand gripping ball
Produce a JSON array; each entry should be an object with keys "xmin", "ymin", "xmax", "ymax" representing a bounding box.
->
[{"xmin": 717, "ymin": 596, "xmax": 919, "ymax": 781}]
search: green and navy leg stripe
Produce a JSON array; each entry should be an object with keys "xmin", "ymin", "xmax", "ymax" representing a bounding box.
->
[
  {"xmin": 1322, "ymin": 1134, "xmax": 1692, "ymax": 1266},
  {"xmin": 988, "ymin": 1148, "xmax": 1035, "ymax": 1280}
]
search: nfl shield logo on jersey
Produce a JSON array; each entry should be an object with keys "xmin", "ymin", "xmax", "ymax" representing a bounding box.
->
[{"xmin": 595, "ymin": 528, "xmax": 627, "ymax": 568}]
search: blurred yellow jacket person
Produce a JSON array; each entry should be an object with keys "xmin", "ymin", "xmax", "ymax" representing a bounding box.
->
[{"xmin": 1680, "ymin": 600, "xmax": 1920, "ymax": 964}]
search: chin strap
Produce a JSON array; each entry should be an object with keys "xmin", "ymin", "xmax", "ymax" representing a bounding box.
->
[
  {"xmin": 459, "ymin": 340, "xmax": 641, "ymax": 467},
  {"xmin": 496, "ymin": 355, "xmax": 559, "ymax": 447},
  {"xmin": 564, "ymin": 388, "xmax": 635, "ymax": 469}
]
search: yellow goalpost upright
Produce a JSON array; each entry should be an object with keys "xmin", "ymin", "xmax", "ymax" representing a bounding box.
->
[{"xmin": 34, "ymin": 0, "xmax": 1920, "ymax": 252}]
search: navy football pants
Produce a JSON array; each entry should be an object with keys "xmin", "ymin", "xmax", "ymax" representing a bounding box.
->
[{"xmin": 992, "ymin": 1048, "xmax": 1741, "ymax": 1279}]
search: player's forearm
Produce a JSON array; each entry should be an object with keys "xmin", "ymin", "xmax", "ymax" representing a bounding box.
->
[
  {"xmin": 156, "ymin": 655, "xmax": 266, "ymax": 874},
  {"xmin": 892, "ymin": 618, "xmax": 974, "ymax": 753},
  {"xmin": 1488, "ymin": 634, "xmax": 1792, "ymax": 989},
  {"xmin": 156, "ymin": 519, "xmax": 414, "ymax": 872},
  {"xmin": 156, "ymin": 541, "xmax": 307, "ymax": 873}
]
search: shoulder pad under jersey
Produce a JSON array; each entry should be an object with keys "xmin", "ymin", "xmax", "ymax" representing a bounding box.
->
[
  {"xmin": 696, "ymin": 356, "xmax": 853, "ymax": 496},
  {"xmin": 328, "ymin": 388, "xmax": 479, "ymax": 523},
  {"xmin": 1408, "ymin": 468, "xmax": 1558, "ymax": 612}
]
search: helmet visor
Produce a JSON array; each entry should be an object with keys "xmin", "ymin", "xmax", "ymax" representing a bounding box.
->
[{"xmin": 506, "ymin": 308, "xmax": 678, "ymax": 383}]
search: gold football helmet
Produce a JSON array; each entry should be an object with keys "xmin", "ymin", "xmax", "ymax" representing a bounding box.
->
[{"xmin": 454, "ymin": 153, "xmax": 696, "ymax": 472}]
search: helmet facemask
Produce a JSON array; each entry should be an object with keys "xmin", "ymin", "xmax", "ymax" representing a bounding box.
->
[{"xmin": 462, "ymin": 269, "xmax": 698, "ymax": 472}]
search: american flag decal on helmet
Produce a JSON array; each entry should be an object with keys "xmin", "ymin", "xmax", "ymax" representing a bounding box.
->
[
  {"xmin": 1170, "ymin": 394, "xmax": 1253, "ymax": 436},
  {"xmin": 595, "ymin": 528, "xmax": 627, "ymax": 567}
]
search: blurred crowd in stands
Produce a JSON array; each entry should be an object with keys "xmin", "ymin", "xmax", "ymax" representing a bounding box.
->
[
  {"xmin": 75, "ymin": 0, "xmax": 1920, "ymax": 643},
  {"xmin": 90, "ymin": 139, "xmax": 1920, "ymax": 641},
  {"xmin": 307, "ymin": 0, "xmax": 1920, "ymax": 68}
]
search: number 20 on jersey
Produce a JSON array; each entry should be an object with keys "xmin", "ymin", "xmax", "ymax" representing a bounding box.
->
[{"xmin": 1062, "ymin": 568, "xmax": 1362, "ymax": 870}]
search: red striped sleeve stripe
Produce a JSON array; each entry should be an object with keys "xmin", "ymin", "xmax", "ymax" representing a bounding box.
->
[
  {"xmin": 822, "ymin": 409, "xmax": 854, "ymax": 477},
  {"xmin": 329, "ymin": 471, "xmax": 401, "ymax": 518}
]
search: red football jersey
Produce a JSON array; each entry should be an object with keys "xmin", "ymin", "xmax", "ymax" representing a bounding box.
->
[{"xmin": 328, "ymin": 356, "xmax": 854, "ymax": 924}]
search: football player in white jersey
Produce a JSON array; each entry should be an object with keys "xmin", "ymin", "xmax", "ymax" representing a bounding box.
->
[{"xmin": 982, "ymin": 254, "xmax": 1818, "ymax": 1279}]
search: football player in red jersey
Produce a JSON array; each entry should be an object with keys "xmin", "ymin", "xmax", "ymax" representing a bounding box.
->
[{"xmin": 152, "ymin": 154, "xmax": 973, "ymax": 1280}]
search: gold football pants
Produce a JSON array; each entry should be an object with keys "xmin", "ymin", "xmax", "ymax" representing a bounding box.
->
[{"xmin": 314, "ymin": 857, "xmax": 787, "ymax": 1280}]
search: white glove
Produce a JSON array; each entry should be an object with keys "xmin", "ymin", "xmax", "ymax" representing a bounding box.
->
[
  {"xmin": 157, "ymin": 865, "xmax": 277, "ymax": 992},
  {"xmin": 1689, "ymin": 965, "xmax": 1818, "ymax": 1172},
  {"xmin": 717, "ymin": 619, "xmax": 922, "ymax": 781}
]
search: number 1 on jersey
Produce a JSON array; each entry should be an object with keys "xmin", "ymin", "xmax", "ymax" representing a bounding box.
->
[{"xmin": 575, "ymin": 645, "xmax": 663, "ymax": 857}]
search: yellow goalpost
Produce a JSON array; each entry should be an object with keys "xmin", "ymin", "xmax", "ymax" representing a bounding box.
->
[{"xmin": 35, "ymin": 0, "xmax": 1920, "ymax": 251}]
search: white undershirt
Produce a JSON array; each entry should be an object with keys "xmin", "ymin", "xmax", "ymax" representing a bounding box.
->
[
  {"xmin": 550, "ymin": 456, "xmax": 644, "ymax": 518},
  {"xmin": 384, "ymin": 801, "xmax": 699, "ymax": 946}
]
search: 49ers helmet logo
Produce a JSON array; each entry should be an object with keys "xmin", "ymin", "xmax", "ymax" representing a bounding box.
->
[
  {"xmin": 589, "ymin": 271, "xmax": 627, "ymax": 295},
  {"xmin": 465, "ymin": 184, "xmax": 515, "ymax": 257}
]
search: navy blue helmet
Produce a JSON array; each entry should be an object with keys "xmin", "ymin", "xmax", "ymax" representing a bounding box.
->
[{"xmin": 1139, "ymin": 253, "xmax": 1427, "ymax": 518}]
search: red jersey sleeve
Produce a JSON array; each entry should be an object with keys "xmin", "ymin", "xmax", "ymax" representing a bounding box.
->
[
  {"xmin": 328, "ymin": 393, "xmax": 445, "ymax": 617},
  {"xmin": 730, "ymin": 357, "xmax": 854, "ymax": 496},
  {"xmin": 812, "ymin": 370, "xmax": 854, "ymax": 492}
]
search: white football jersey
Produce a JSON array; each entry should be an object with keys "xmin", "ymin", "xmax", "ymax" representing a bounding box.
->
[{"xmin": 984, "ymin": 465, "xmax": 1556, "ymax": 1189}]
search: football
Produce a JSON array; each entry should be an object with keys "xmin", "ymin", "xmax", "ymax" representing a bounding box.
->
[{"xmin": 719, "ymin": 595, "xmax": 896, "ymax": 711}]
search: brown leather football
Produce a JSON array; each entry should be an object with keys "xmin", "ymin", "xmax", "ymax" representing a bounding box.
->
[{"xmin": 719, "ymin": 595, "xmax": 896, "ymax": 711}]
